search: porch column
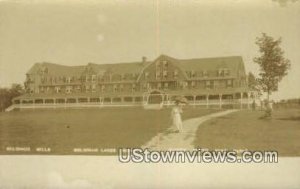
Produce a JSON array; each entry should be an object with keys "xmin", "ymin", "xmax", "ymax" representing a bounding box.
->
[
  {"xmin": 206, "ymin": 94, "xmax": 209, "ymax": 109},
  {"xmin": 219, "ymin": 94, "xmax": 222, "ymax": 109},
  {"xmin": 111, "ymin": 98, "xmax": 113, "ymax": 104},
  {"xmin": 193, "ymin": 95, "xmax": 196, "ymax": 106}
]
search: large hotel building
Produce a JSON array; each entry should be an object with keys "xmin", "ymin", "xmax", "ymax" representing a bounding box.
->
[{"xmin": 9, "ymin": 54, "xmax": 254, "ymax": 110}]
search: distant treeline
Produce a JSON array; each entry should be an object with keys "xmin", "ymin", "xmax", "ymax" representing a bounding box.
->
[
  {"xmin": 0, "ymin": 84, "xmax": 24, "ymax": 112},
  {"xmin": 274, "ymin": 98, "xmax": 300, "ymax": 109}
]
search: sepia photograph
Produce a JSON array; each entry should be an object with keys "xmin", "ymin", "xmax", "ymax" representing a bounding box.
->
[{"xmin": 0, "ymin": 0, "xmax": 300, "ymax": 188}]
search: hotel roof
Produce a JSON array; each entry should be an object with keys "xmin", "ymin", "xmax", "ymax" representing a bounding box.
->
[{"xmin": 27, "ymin": 55, "xmax": 245, "ymax": 77}]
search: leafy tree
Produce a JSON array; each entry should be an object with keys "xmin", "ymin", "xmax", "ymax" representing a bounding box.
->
[
  {"xmin": 253, "ymin": 33, "xmax": 291, "ymax": 101},
  {"xmin": 0, "ymin": 84, "xmax": 24, "ymax": 112}
]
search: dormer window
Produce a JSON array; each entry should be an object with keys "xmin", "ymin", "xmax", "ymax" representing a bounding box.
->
[
  {"xmin": 218, "ymin": 68, "xmax": 230, "ymax": 77},
  {"xmin": 67, "ymin": 77, "xmax": 71, "ymax": 83},
  {"xmin": 224, "ymin": 69, "xmax": 230, "ymax": 76},
  {"xmin": 121, "ymin": 74, "xmax": 126, "ymax": 80},
  {"xmin": 163, "ymin": 60, "xmax": 168, "ymax": 67},
  {"xmin": 191, "ymin": 70, "xmax": 196, "ymax": 78}
]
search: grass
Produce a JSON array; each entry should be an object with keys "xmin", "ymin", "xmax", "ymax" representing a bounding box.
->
[
  {"xmin": 0, "ymin": 106, "xmax": 219, "ymax": 155},
  {"xmin": 193, "ymin": 108, "xmax": 300, "ymax": 156}
]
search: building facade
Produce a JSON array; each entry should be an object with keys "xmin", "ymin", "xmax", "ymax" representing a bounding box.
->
[{"xmin": 10, "ymin": 54, "xmax": 254, "ymax": 110}]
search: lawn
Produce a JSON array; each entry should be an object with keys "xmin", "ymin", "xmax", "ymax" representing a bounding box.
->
[
  {"xmin": 193, "ymin": 108, "xmax": 300, "ymax": 156},
  {"xmin": 0, "ymin": 106, "xmax": 218, "ymax": 155}
]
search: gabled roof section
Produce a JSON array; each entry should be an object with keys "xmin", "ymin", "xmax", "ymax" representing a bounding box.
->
[
  {"xmin": 26, "ymin": 62, "xmax": 86, "ymax": 76},
  {"xmin": 26, "ymin": 55, "xmax": 245, "ymax": 78},
  {"xmin": 91, "ymin": 61, "xmax": 151, "ymax": 75},
  {"xmin": 176, "ymin": 56, "xmax": 244, "ymax": 77}
]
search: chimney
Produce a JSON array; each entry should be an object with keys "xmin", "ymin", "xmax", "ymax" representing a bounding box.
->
[{"xmin": 142, "ymin": 56, "xmax": 147, "ymax": 64}]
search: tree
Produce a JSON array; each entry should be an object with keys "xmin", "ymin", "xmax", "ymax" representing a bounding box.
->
[
  {"xmin": 253, "ymin": 33, "xmax": 291, "ymax": 101},
  {"xmin": 0, "ymin": 84, "xmax": 24, "ymax": 112}
]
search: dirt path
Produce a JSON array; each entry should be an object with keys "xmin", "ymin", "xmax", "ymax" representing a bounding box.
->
[{"xmin": 142, "ymin": 109, "xmax": 238, "ymax": 150}]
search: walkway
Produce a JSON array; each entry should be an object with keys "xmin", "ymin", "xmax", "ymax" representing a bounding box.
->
[{"xmin": 142, "ymin": 109, "xmax": 238, "ymax": 150}]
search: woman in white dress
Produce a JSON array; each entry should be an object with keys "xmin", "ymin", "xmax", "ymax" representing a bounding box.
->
[{"xmin": 171, "ymin": 101, "xmax": 183, "ymax": 133}]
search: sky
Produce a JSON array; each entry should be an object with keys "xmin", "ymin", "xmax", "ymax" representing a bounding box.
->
[{"xmin": 0, "ymin": 0, "xmax": 299, "ymax": 100}]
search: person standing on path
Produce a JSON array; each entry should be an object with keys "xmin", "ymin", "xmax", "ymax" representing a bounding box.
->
[{"xmin": 171, "ymin": 100, "xmax": 183, "ymax": 133}]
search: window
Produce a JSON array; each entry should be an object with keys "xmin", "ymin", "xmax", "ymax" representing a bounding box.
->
[
  {"xmin": 55, "ymin": 86, "xmax": 61, "ymax": 93},
  {"xmin": 174, "ymin": 70, "xmax": 178, "ymax": 78},
  {"xmin": 85, "ymin": 85, "xmax": 90, "ymax": 92},
  {"xmin": 203, "ymin": 70, "xmax": 208, "ymax": 77},
  {"xmin": 67, "ymin": 77, "xmax": 71, "ymax": 83},
  {"xmin": 132, "ymin": 83, "xmax": 136, "ymax": 91},
  {"xmin": 164, "ymin": 82, "xmax": 169, "ymax": 89},
  {"xmin": 76, "ymin": 86, "xmax": 81, "ymax": 92},
  {"xmin": 224, "ymin": 69, "xmax": 230, "ymax": 76},
  {"xmin": 145, "ymin": 72, "xmax": 149, "ymax": 79},
  {"xmin": 120, "ymin": 84, "xmax": 124, "ymax": 91},
  {"xmin": 156, "ymin": 72, "xmax": 161, "ymax": 79},
  {"xmin": 163, "ymin": 70, "xmax": 168, "ymax": 79},
  {"xmin": 205, "ymin": 80, "xmax": 212, "ymax": 89},
  {"xmin": 121, "ymin": 74, "xmax": 126, "ymax": 80},
  {"xmin": 163, "ymin": 60, "xmax": 168, "ymax": 67},
  {"xmin": 218, "ymin": 69, "xmax": 230, "ymax": 77},
  {"xmin": 214, "ymin": 80, "xmax": 219, "ymax": 88},
  {"xmin": 92, "ymin": 75, "xmax": 97, "ymax": 82},
  {"xmin": 101, "ymin": 85, "xmax": 105, "ymax": 92},
  {"xmin": 226, "ymin": 80, "xmax": 233, "ymax": 88},
  {"xmin": 157, "ymin": 83, "xmax": 162, "ymax": 89},
  {"xmin": 66, "ymin": 86, "xmax": 72, "ymax": 93},
  {"xmin": 92, "ymin": 84, "xmax": 96, "ymax": 92},
  {"xmin": 191, "ymin": 81, "xmax": 196, "ymax": 88},
  {"xmin": 191, "ymin": 70, "xmax": 196, "ymax": 78},
  {"xmin": 113, "ymin": 84, "xmax": 118, "ymax": 92}
]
